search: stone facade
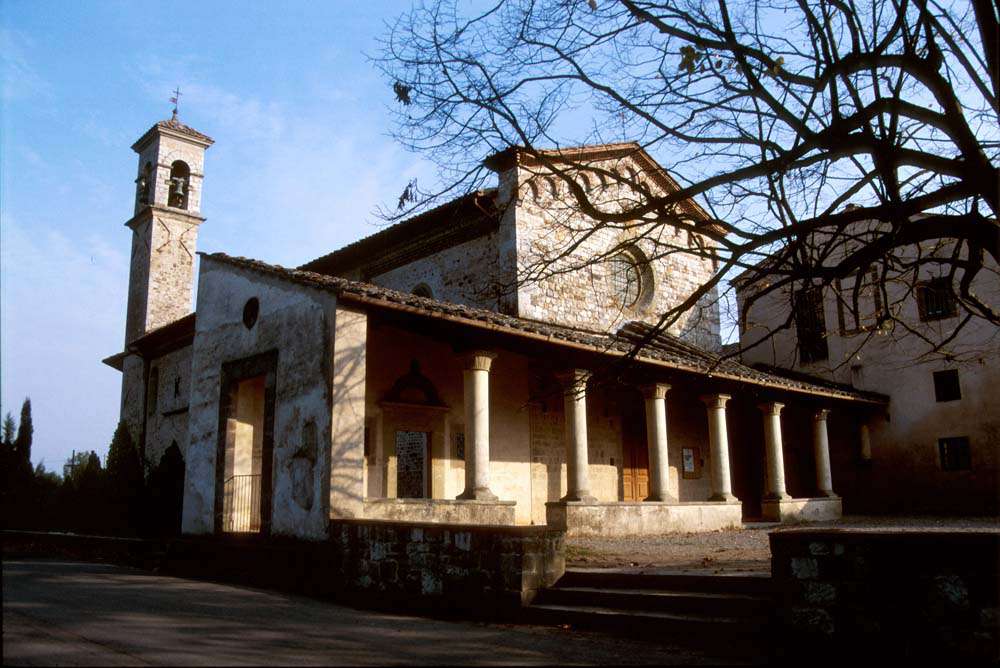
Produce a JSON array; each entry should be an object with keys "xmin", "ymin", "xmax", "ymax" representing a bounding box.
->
[
  {"xmin": 506, "ymin": 157, "xmax": 721, "ymax": 348},
  {"xmin": 182, "ymin": 259, "xmax": 345, "ymax": 539},
  {"xmin": 352, "ymin": 148, "xmax": 721, "ymax": 349}
]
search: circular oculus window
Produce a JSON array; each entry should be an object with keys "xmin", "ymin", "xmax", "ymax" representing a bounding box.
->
[{"xmin": 607, "ymin": 254, "xmax": 642, "ymax": 308}]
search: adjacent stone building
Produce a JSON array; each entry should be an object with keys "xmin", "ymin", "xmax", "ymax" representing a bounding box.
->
[
  {"xmin": 106, "ymin": 116, "xmax": 886, "ymax": 540},
  {"xmin": 735, "ymin": 223, "xmax": 1000, "ymax": 515}
]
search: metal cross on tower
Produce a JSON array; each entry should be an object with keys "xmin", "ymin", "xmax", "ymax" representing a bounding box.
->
[{"xmin": 170, "ymin": 87, "xmax": 182, "ymax": 119}]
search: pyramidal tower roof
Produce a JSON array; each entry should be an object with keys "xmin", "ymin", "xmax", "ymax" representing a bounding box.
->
[{"xmin": 132, "ymin": 113, "xmax": 214, "ymax": 152}]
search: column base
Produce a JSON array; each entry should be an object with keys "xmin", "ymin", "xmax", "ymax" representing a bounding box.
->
[
  {"xmin": 643, "ymin": 494, "xmax": 677, "ymax": 503},
  {"xmin": 817, "ymin": 490, "xmax": 840, "ymax": 499},
  {"xmin": 762, "ymin": 496, "xmax": 842, "ymax": 523},
  {"xmin": 708, "ymin": 492, "xmax": 738, "ymax": 502},
  {"xmin": 763, "ymin": 492, "xmax": 793, "ymax": 501},
  {"xmin": 456, "ymin": 487, "xmax": 498, "ymax": 501}
]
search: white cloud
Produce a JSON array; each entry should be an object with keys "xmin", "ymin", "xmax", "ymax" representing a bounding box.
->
[{"xmin": 0, "ymin": 29, "xmax": 51, "ymax": 103}]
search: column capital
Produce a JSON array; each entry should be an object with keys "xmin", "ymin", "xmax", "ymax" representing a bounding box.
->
[
  {"xmin": 640, "ymin": 383, "xmax": 671, "ymax": 400},
  {"xmin": 813, "ymin": 408, "xmax": 832, "ymax": 421},
  {"xmin": 555, "ymin": 368, "xmax": 591, "ymax": 392},
  {"xmin": 757, "ymin": 401, "xmax": 785, "ymax": 416},
  {"xmin": 700, "ymin": 393, "xmax": 731, "ymax": 410},
  {"xmin": 463, "ymin": 350, "xmax": 498, "ymax": 372}
]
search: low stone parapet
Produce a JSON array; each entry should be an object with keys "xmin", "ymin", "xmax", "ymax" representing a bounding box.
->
[
  {"xmin": 362, "ymin": 498, "xmax": 517, "ymax": 525},
  {"xmin": 761, "ymin": 496, "xmax": 842, "ymax": 523},
  {"xmin": 545, "ymin": 500, "xmax": 743, "ymax": 537},
  {"xmin": 330, "ymin": 518, "xmax": 564, "ymax": 612},
  {"xmin": 770, "ymin": 527, "xmax": 1000, "ymax": 660}
]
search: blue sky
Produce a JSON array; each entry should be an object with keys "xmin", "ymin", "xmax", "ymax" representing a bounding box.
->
[{"xmin": 1, "ymin": 1, "xmax": 435, "ymax": 471}]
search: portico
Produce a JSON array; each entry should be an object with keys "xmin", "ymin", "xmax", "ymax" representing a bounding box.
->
[{"xmin": 178, "ymin": 253, "xmax": 886, "ymax": 539}]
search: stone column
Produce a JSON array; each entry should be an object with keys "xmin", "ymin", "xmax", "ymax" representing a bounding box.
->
[
  {"xmin": 758, "ymin": 402, "xmax": 791, "ymax": 500},
  {"xmin": 859, "ymin": 422, "xmax": 872, "ymax": 461},
  {"xmin": 812, "ymin": 409, "xmax": 837, "ymax": 497},
  {"xmin": 558, "ymin": 369, "xmax": 596, "ymax": 502},
  {"xmin": 700, "ymin": 394, "xmax": 736, "ymax": 502},
  {"xmin": 457, "ymin": 351, "xmax": 498, "ymax": 501},
  {"xmin": 641, "ymin": 383, "xmax": 672, "ymax": 502}
]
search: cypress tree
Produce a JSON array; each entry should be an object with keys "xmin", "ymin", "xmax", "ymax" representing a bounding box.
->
[
  {"xmin": 13, "ymin": 399, "xmax": 33, "ymax": 476},
  {"xmin": 1, "ymin": 413, "xmax": 15, "ymax": 446},
  {"xmin": 106, "ymin": 421, "xmax": 144, "ymax": 533}
]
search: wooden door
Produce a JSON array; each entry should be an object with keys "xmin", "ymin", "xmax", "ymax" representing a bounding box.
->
[{"xmin": 621, "ymin": 399, "xmax": 650, "ymax": 501}]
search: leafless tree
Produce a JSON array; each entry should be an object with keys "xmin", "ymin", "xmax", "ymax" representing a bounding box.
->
[{"xmin": 378, "ymin": 0, "xmax": 999, "ymax": 361}]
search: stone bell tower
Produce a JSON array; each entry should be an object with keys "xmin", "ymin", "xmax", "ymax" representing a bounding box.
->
[
  {"xmin": 118, "ymin": 112, "xmax": 213, "ymax": 446},
  {"xmin": 124, "ymin": 112, "xmax": 214, "ymax": 343}
]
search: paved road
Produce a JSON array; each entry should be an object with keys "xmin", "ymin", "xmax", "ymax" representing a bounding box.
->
[{"xmin": 3, "ymin": 560, "xmax": 725, "ymax": 666}]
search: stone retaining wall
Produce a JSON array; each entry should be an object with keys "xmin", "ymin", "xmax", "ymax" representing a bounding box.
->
[
  {"xmin": 546, "ymin": 500, "xmax": 743, "ymax": 537},
  {"xmin": 770, "ymin": 528, "xmax": 1000, "ymax": 661},
  {"xmin": 329, "ymin": 519, "xmax": 564, "ymax": 611},
  {"xmin": 3, "ymin": 522, "xmax": 565, "ymax": 617}
]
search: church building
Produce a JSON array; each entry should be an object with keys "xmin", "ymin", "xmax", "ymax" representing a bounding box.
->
[{"xmin": 104, "ymin": 114, "xmax": 887, "ymax": 540}]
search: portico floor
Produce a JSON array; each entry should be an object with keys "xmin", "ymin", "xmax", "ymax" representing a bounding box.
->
[{"xmin": 565, "ymin": 515, "xmax": 999, "ymax": 574}]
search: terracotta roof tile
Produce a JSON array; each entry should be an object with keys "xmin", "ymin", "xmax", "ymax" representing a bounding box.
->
[{"xmin": 203, "ymin": 252, "xmax": 887, "ymax": 404}]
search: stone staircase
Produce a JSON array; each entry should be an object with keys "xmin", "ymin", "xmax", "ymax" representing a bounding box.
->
[{"xmin": 527, "ymin": 569, "xmax": 775, "ymax": 657}]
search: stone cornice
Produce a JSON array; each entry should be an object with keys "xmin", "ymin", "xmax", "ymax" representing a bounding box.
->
[{"xmin": 124, "ymin": 204, "xmax": 205, "ymax": 229}]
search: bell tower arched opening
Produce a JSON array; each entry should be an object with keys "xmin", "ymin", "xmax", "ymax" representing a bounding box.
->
[{"xmin": 168, "ymin": 160, "xmax": 191, "ymax": 209}]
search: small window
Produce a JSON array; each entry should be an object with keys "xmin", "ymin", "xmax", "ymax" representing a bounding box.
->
[
  {"xmin": 938, "ymin": 437, "xmax": 971, "ymax": 471},
  {"xmin": 242, "ymin": 298, "xmax": 259, "ymax": 329},
  {"xmin": 933, "ymin": 370, "xmax": 961, "ymax": 402},
  {"xmin": 794, "ymin": 286, "xmax": 829, "ymax": 364},
  {"xmin": 147, "ymin": 367, "xmax": 160, "ymax": 417},
  {"xmin": 454, "ymin": 431, "xmax": 465, "ymax": 460},
  {"xmin": 835, "ymin": 268, "xmax": 883, "ymax": 334},
  {"xmin": 917, "ymin": 277, "xmax": 958, "ymax": 321}
]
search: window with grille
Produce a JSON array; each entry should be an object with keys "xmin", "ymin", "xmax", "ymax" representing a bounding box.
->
[
  {"xmin": 917, "ymin": 277, "xmax": 958, "ymax": 321},
  {"xmin": 607, "ymin": 254, "xmax": 641, "ymax": 307},
  {"xmin": 794, "ymin": 286, "xmax": 829, "ymax": 364},
  {"xmin": 938, "ymin": 436, "xmax": 971, "ymax": 471},
  {"xmin": 933, "ymin": 369, "xmax": 961, "ymax": 402}
]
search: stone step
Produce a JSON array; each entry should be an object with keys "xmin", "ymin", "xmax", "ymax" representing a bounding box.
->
[
  {"xmin": 525, "ymin": 602, "xmax": 772, "ymax": 654},
  {"xmin": 558, "ymin": 568, "xmax": 775, "ymax": 596},
  {"xmin": 536, "ymin": 585, "xmax": 771, "ymax": 617}
]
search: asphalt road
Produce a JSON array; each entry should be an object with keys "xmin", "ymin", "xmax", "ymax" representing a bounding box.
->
[{"xmin": 3, "ymin": 560, "xmax": 723, "ymax": 666}]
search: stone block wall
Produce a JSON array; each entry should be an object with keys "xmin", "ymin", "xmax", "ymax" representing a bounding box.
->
[
  {"xmin": 370, "ymin": 231, "xmax": 511, "ymax": 312},
  {"xmin": 770, "ymin": 528, "xmax": 1000, "ymax": 661},
  {"xmin": 329, "ymin": 519, "xmax": 565, "ymax": 612},
  {"xmin": 144, "ymin": 345, "xmax": 193, "ymax": 466},
  {"xmin": 509, "ymin": 159, "xmax": 721, "ymax": 349}
]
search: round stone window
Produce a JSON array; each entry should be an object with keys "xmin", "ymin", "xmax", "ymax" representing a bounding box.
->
[{"xmin": 607, "ymin": 253, "xmax": 642, "ymax": 308}]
